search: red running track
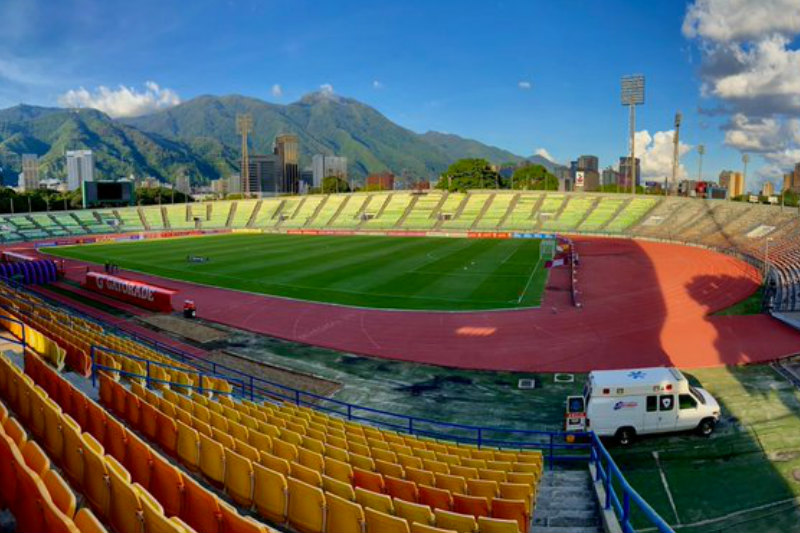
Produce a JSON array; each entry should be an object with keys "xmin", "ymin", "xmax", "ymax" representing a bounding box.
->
[{"xmin": 33, "ymin": 237, "xmax": 800, "ymax": 372}]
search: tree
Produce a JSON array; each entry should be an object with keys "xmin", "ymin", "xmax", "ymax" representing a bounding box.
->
[
  {"xmin": 322, "ymin": 176, "xmax": 351, "ymax": 193},
  {"xmin": 436, "ymin": 159, "xmax": 502, "ymax": 192},
  {"xmin": 511, "ymin": 164, "xmax": 558, "ymax": 190}
]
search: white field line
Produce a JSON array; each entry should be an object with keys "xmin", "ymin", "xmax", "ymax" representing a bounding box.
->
[{"xmin": 653, "ymin": 451, "xmax": 681, "ymax": 525}]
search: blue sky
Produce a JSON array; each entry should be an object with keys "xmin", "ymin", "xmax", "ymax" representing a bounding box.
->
[{"xmin": 2, "ymin": 0, "xmax": 799, "ymax": 190}]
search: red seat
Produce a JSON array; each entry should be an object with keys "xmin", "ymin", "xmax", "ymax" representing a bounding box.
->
[
  {"xmin": 86, "ymin": 400, "xmax": 108, "ymax": 448},
  {"xmin": 492, "ymin": 498, "xmax": 529, "ymax": 533},
  {"xmin": 385, "ymin": 475, "xmax": 419, "ymax": 502},
  {"xmin": 105, "ymin": 414, "xmax": 129, "ymax": 465},
  {"xmin": 353, "ymin": 467, "xmax": 385, "ymax": 493},
  {"xmin": 140, "ymin": 401, "xmax": 159, "ymax": 442},
  {"xmin": 124, "ymin": 433, "xmax": 154, "ymax": 490},
  {"xmin": 13, "ymin": 460, "xmax": 49, "ymax": 533},
  {"xmin": 419, "ymin": 484, "xmax": 453, "ymax": 511},
  {"xmin": 125, "ymin": 392, "xmax": 142, "ymax": 431}
]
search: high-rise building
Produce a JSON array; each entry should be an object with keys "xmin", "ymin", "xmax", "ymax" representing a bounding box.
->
[
  {"xmin": 20, "ymin": 154, "xmax": 39, "ymax": 191},
  {"xmin": 570, "ymin": 155, "xmax": 600, "ymax": 191},
  {"xmin": 601, "ymin": 167, "xmax": 619, "ymax": 187},
  {"xmin": 784, "ymin": 163, "xmax": 800, "ymax": 193},
  {"xmin": 618, "ymin": 156, "xmax": 641, "ymax": 189},
  {"xmin": 249, "ymin": 154, "xmax": 280, "ymax": 195},
  {"xmin": 228, "ymin": 174, "xmax": 242, "ymax": 195},
  {"xmin": 311, "ymin": 154, "xmax": 348, "ymax": 188},
  {"xmin": 577, "ymin": 155, "xmax": 599, "ymax": 172},
  {"xmin": 719, "ymin": 170, "xmax": 744, "ymax": 198},
  {"xmin": 274, "ymin": 134, "xmax": 299, "ymax": 194},
  {"xmin": 762, "ymin": 181, "xmax": 775, "ymax": 197},
  {"xmin": 66, "ymin": 150, "xmax": 95, "ymax": 191}
]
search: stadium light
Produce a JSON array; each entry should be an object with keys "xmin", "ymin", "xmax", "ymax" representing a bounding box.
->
[
  {"xmin": 697, "ymin": 144, "xmax": 705, "ymax": 182},
  {"xmin": 670, "ymin": 112, "xmax": 682, "ymax": 196},
  {"xmin": 621, "ymin": 75, "xmax": 645, "ymax": 196}
]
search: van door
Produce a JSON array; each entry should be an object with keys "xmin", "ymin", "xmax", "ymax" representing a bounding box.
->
[
  {"xmin": 675, "ymin": 393, "xmax": 700, "ymax": 430},
  {"xmin": 642, "ymin": 395, "xmax": 660, "ymax": 432},
  {"xmin": 657, "ymin": 394, "xmax": 678, "ymax": 431}
]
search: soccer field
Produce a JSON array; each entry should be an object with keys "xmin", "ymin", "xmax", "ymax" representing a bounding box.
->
[{"xmin": 48, "ymin": 233, "xmax": 550, "ymax": 311}]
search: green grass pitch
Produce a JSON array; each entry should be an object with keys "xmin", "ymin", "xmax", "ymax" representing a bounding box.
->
[{"xmin": 48, "ymin": 233, "xmax": 550, "ymax": 311}]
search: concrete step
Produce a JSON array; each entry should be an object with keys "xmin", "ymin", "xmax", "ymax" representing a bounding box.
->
[{"xmin": 532, "ymin": 469, "xmax": 602, "ymax": 533}]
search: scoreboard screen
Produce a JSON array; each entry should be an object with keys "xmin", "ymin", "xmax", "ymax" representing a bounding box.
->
[{"xmin": 82, "ymin": 181, "xmax": 135, "ymax": 208}]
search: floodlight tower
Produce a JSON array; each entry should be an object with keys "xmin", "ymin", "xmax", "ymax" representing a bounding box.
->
[
  {"xmin": 671, "ymin": 112, "xmax": 682, "ymax": 196},
  {"xmin": 621, "ymin": 74, "xmax": 645, "ymax": 195},
  {"xmin": 236, "ymin": 114, "xmax": 253, "ymax": 196},
  {"xmin": 697, "ymin": 144, "xmax": 705, "ymax": 183},
  {"xmin": 742, "ymin": 153, "xmax": 750, "ymax": 185}
]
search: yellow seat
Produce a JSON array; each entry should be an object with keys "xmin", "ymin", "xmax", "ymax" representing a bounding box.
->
[
  {"xmin": 325, "ymin": 444, "xmax": 349, "ymax": 462},
  {"xmin": 62, "ymin": 419, "xmax": 85, "ymax": 487},
  {"xmin": 436, "ymin": 472, "xmax": 467, "ymax": 495},
  {"xmin": 225, "ymin": 449, "xmax": 254, "ymax": 506},
  {"xmin": 253, "ymin": 463, "xmax": 288, "ymax": 524},
  {"xmin": 394, "ymin": 498, "xmax": 435, "ymax": 526},
  {"xmin": 260, "ymin": 450, "xmax": 291, "ymax": 476},
  {"xmin": 322, "ymin": 474, "xmax": 355, "ymax": 500},
  {"xmin": 291, "ymin": 461, "xmax": 323, "ymax": 487},
  {"xmin": 355, "ymin": 486, "xmax": 394, "ymax": 514},
  {"xmin": 234, "ymin": 439, "xmax": 260, "ymax": 463},
  {"xmin": 365, "ymin": 507, "xmax": 411, "ymax": 533},
  {"xmin": 349, "ymin": 453, "xmax": 375, "ymax": 471},
  {"xmin": 273, "ymin": 439, "xmax": 299, "ymax": 463},
  {"xmin": 376, "ymin": 458, "xmax": 405, "ymax": 479},
  {"xmin": 287, "ymin": 477, "xmax": 325, "ymax": 533},
  {"xmin": 42, "ymin": 399, "xmax": 64, "ymax": 461},
  {"xmin": 506, "ymin": 472, "xmax": 536, "ymax": 486},
  {"xmin": 450, "ymin": 465, "xmax": 479, "ymax": 480},
  {"xmin": 228, "ymin": 419, "xmax": 249, "ymax": 442},
  {"xmin": 22, "ymin": 439, "xmax": 50, "ymax": 475},
  {"xmin": 82, "ymin": 433, "xmax": 111, "ymax": 518},
  {"xmin": 324, "ymin": 456, "xmax": 353, "ymax": 483},
  {"xmin": 43, "ymin": 469, "xmax": 77, "ymax": 518},
  {"xmin": 467, "ymin": 479, "xmax": 499, "ymax": 501},
  {"xmin": 406, "ymin": 467, "xmax": 435, "ymax": 487},
  {"xmin": 3, "ymin": 416, "xmax": 26, "ymax": 445},
  {"xmin": 412, "ymin": 523, "xmax": 459, "ymax": 533},
  {"xmin": 199, "ymin": 432, "xmax": 226, "ymax": 486},
  {"xmin": 499, "ymin": 483, "xmax": 533, "ymax": 511},
  {"xmin": 398, "ymin": 454, "xmax": 424, "ymax": 470},
  {"xmin": 477, "ymin": 516, "xmax": 520, "ymax": 533},
  {"xmin": 434, "ymin": 509, "xmax": 478, "ymax": 533},
  {"xmin": 326, "ymin": 491, "xmax": 365, "ymax": 533},
  {"xmin": 107, "ymin": 456, "xmax": 143, "ymax": 533},
  {"xmin": 478, "ymin": 469, "xmax": 506, "ymax": 483},
  {"xmin": 248, "ymin": 430, "xmax": 273, "ymax": 453},
  {"xmin": 139, "ymin": 485, "xmax": 184, "ymax": 533},
  {"xmin": 74, "ymin": 507, "xmax": 109, "ymax": 533},
  {"xmin": 177, "ymin": 421, "xmax": 200, "ymax": 471},
  {"xmin": 298, "ymin": 447, "xmax": 324, "ymax": 473}
]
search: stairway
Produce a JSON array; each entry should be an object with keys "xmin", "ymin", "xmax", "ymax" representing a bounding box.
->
[{"xmin": 531, "ymin": 469, "xmax": 602, "ymax": 533}]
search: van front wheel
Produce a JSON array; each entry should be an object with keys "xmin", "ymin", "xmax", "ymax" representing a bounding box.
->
[
  {"xmin": 697, "ymin": 418, "xmax": 716, "ymax": 437},
  {"xmin": 615, "ymin": 427, "xmax": 636, "ymax": 446}
]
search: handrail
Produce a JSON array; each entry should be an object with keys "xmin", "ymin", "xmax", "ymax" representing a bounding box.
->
[
  {"xmin": 590, "ymin": 432, "xmax": 674, "ymax": 533},
  {"xmin": 0, "ymin": 314, "xmax": 26, "ymax": 349}
]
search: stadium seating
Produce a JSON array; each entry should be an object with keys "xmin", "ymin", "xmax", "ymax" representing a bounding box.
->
[
  {"xmin": 441, "ymin": 192, "xmax": 492, "ymax": 230},
  {"xmin": 541, "ymin": 196, "xmax": 594, "ymax": 231},
  {"xmin": 362, "ymin": 193, "xmax": 413, "ymax": 229},
  {"xmin": 329, "ymin": 194, "xmax": 371, "ymax": 227},
  {"xmin": 307, "ymin": 194, "xmax": 348, "ymax": 228},
  {"xmin": 140, "ymin": 206, "xmax": 165, "ymax": 230},
  {"xmin": 281, "ymin": 195, "xmax": 327, "ymax": 228},
  {"xmin": 249, "ymin": 198, "xmax": 283, "ymax": 228},
  {"xmin": 399, "ymin": 192, "xmax": 445, "ymax": 229},
  {"xmin": 116, "ymin": 207, "xmax": 145, "ymax": 231},
  {"xmin": 206, "ymin": 201, "xmax": 233, "ymax": 228},
  {"xmin": 578, "ymin": 197, "xmax": 626, "ymax": 231},
  {"xmin": 165, "ymin": 204, "xmax": 196, "ymax": 230},
  {"xmin": 230, "ymin": 199, "xmax": 259, "ymax": 227},
  {"xmin": 604, "ymin": 197, "xmax": 657, "ymax": 232},
  {"xmin": 474, "ymin": 193, "xmax": 515, "ymax": 230}
]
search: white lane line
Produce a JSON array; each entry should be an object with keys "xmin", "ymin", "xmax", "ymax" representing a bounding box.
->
[{"xmin": 653, "ymin": 451, "xmax": 681, "ymax": 525}]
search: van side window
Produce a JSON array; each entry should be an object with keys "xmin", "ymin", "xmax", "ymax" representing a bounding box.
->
[
  {"xmin": 679, "ymin": 394, "xmax": 697, "ymax": 410},
  {"xmin": 659, "ymin": 395, "xmax": 674, "ymax": 411},
  {"xmin": 646, "ymin": 396, "xmax": 657, "ymax": 412}
]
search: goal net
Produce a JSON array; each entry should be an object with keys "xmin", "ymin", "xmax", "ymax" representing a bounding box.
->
[{"xmin": 540, "ymin": 238, "xmax": 557, "ymax": 260}]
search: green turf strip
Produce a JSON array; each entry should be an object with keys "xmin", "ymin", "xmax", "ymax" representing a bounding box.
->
[{"xmin": 47, "ymin": 233, "xmax": 548, "ymax": 311}]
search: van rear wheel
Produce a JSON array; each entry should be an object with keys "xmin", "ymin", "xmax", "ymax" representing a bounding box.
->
[
  {"xmin": 697, "ymin": 418, "xmax": 716, "ymax": 437},
  {"xmin": 615, "ymin": 427, "xmax": 636, "ymax": 446}
]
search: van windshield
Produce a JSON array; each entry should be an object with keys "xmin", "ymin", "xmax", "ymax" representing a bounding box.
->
[
  {"xmin": 690, "ymin": 386, "xmax": 705, "ymax": 404},
  {"xmin": 583, "ymin": 384, "xmax": 591, "ymax": 406}
]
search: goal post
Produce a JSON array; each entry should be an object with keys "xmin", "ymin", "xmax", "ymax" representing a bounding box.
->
[{"xmin": 540, "ymin": 238, "xmax": 557, "ymax": 260}]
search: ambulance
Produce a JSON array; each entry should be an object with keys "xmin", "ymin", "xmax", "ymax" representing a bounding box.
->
[{"xmin": 565, "ymin": 367, "xmax": 721, "ymax": 445}]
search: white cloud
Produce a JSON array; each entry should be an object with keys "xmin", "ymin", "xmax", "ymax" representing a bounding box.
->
[
  {"xmin": 723, "ymin": 113, "xmax": 800, "ymax": 152},
  {"xmin": 633, "ymin": 130, "xmax": 693, "ymax": 182},
  {"xmin": 58, "ymin": 81, "xmax": 180, "ymax": 118},
  {"xmin": 683, "ymin": 0, "xmax": 800, "ymax": 42},
  {"xmin": 372, "ymin": 80, "xmax": 384, "ymax": 90},
  {"xmin": 319, "ymin": 83, "xmax": 334, "ymax": 95},
  {"xmin": 271, "ymin": 84, "xmax": 283, "ymax": 98},
  {"xmin": 534, "ymin": 148, "xmax": 555, "ymax": 162},
  {"xmin": 518, "ymin": 81, "xmax": 532, "ymax": 90}
]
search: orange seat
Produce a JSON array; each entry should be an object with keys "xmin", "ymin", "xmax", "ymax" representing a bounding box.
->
[
  {"xmin": 86, "ymin": 400, "xmax": 107, "ymax": 449},
  {"xmin": 386, "ymin": 475, "xmax": 419, "ymax": 503},
  {"xmin": 453, "ymin": 493, "xmax": 491, "ymax": 518},
  {"xmin": 22, "ymin": 439, "xmax": 51, "ymax": 476},
  {"xmin": 181, "ymin": 474, "xmax": 223, "ymax": 533},
  {"xmin": 491, "ymin": 498, "xmax": 529, "ymax": 533},
  {"xmin": 155, "ymin": 410, "xmax": 178, "ymax": 456},
  {"xmin": 354, "ymin": 467, "xmax": 385, "ymax": 493},
  {"xmin": 124, "ymin": 433, "xmax": 154, "ymax": 490},
  {"xmin": 150, "ymin": 459, "xmax": 184, "ymax": 518},
  {"xmin": 140, "ymin": 401, "xmax": 160, "ymax": 442},
  {"xmin": 105, "ymin": 415, "xmax": 129, "ymax": 465},
  {"xmin": 419, "ymin": 484, "xmax": 453, "ymax": 511}
]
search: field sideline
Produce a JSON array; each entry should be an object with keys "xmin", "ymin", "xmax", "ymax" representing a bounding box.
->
[{"xmin": 47, "ymin": 233, "xmax": 550, "ymax": 311}]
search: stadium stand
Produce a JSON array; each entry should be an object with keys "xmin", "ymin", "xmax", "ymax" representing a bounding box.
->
[
  {"xmin": 399, "ymin": 192, "xmax": 445, "ymax": 230},
  {"xmin": 4, "ymin": 190, "xmax": 800, "ymax": 311}
]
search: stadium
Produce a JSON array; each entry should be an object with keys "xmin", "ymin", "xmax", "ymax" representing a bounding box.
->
[{"xmin": 2, "ymin": 189, "xmax": 800, "ymax": 533}]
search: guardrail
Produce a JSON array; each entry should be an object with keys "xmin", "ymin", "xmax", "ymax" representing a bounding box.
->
[
  {"xmin": 590, "ymin": 433, "xmax": 674, "ymax": 533},
  {"xmin": 0, "ymin": 314, "xmax": 26, "ymax": 349}
]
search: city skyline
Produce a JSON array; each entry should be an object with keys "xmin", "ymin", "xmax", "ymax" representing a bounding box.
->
[{"xmin": 0, "ymin": 1, "xmax": 798, "ymax": 191}]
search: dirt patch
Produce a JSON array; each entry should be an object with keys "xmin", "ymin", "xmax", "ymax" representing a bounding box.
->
[
  {"xmin": 138, "ymin": 314, "xmax": 229, "ymax": 344},
  {"xmin": 205, "ymin": 349, "xmax": 342, "ymax": 400}
]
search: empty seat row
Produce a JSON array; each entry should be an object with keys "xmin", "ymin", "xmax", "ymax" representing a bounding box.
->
[{"xmin": 23, "ymin": 351, "xmax": 276, "ymax": 533}]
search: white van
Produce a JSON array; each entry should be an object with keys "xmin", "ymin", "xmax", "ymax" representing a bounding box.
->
[{"xmin": 565, "ymin": 367, "xmax": 720, "ymax": 445}]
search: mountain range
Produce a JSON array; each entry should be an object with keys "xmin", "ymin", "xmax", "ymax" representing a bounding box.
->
[{"xmin": 0, "ymin": 92, "xmax": 561, "ymax": 187}]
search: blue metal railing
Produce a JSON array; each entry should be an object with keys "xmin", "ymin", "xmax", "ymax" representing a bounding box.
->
[{"xmin": 590, "ymin": 432, "xmax": 674, "ymax": 533}]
